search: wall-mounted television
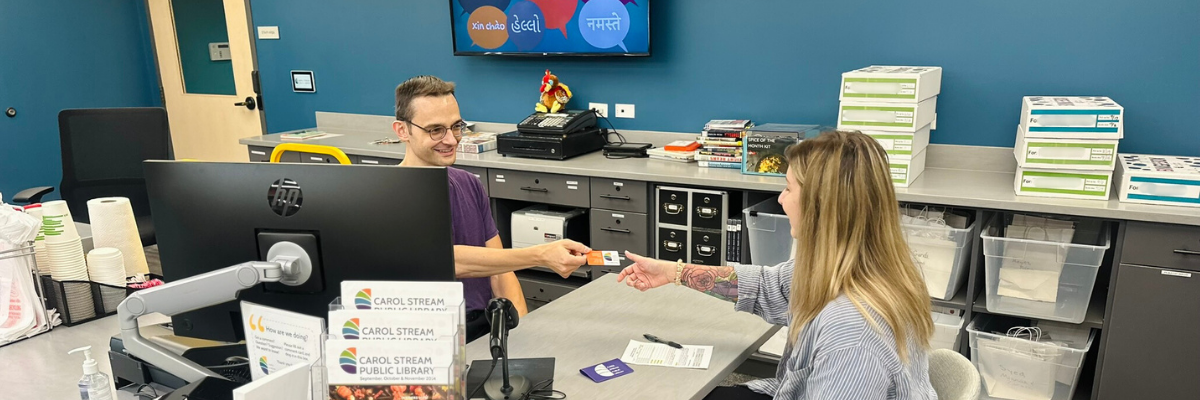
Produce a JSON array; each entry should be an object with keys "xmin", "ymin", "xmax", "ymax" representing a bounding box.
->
[{"xmin": 451, "ymin": 0, "xmax": 650, "ymax": 56}]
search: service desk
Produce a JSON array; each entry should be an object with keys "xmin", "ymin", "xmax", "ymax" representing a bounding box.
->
[{"xmin": 464, "ymin": 276, "xmax": 780, "ymax": 400}]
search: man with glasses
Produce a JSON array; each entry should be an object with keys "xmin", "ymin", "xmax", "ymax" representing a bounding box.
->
[{"xmin": 392, "ymin": 75, "xmax": 591, "ymax": 341}]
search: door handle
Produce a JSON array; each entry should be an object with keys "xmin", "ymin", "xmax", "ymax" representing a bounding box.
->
[
  {"xmin": 234, "ymin": 97, "xmax": 257, "ymax": 110},
  {"xmin": 520, "ymin": 187, "xmax": 549, "ymax": 193},
  {"xmin": 1173, "ymin": 249, "xmax": 1200, "ymax": 256},
  {"xmin": 600, "ymin": 194, "xmax": 631, "ymax": 201},
  {"xmin": 601, "ymin": 227, "xmax": 632, "ymax": 234}
]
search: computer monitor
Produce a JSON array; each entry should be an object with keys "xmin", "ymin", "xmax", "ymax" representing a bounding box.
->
[{"xmin": 144, "ymin": 161, "xmax": 456, "ymax": 342}]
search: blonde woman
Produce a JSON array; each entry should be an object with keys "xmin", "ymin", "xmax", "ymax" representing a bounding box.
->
[{"xmin": 618, "ymin": 131, "xmax": 937, "ymax": 400}]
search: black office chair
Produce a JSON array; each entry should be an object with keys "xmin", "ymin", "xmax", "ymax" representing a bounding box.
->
[{"xmin": 13, "ymin": 108, "xmax": 172, "ymax": 246}]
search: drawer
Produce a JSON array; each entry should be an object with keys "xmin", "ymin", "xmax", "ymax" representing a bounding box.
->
[
  {"xmin": 247, "ymin": 146, "xmax": 272, "ymax": 162},
  {"xmin": 301, "ymin": 152, "xmax": 341, "ymax": 164},
  {"xmin": 691, "ymin": 191, "xmax": 728, "ymax": 230},
  {"xmin": 355, "ymin": 155, "xmax": 401, "ymax": 166},
  {"xmin": 456, "ymin": 166, "xmax": 489, "ymax": 196},
  {"xmin": 589, "ymin": 211, "xmax": 650, "ymax": 268},
  {"xmin": 591, "ymin": 179, "xmax": 649, "ymax": 213},
  {"xmin": 691, "ymin": 228, "xmax": 725, "ymax": 266},
  {"xmin": 517, "ymin": 276, "xmax": 578, "ymax": 303},
  {"xmin": 488, "ymin": 170, "xmax": 590, "ymax": 208},
  {"xmin": 1123, "ymin": 221, "xmax": 1200, "ymax": 272},
  {"xmin": 657, "ymin": 226, "xmax": 688, "ymax": 261},
  {"xmin": 657, "ymin": 188, "xmax": 690, "ymax": 226}
]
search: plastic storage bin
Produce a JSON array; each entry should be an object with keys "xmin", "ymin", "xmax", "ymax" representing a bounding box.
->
[
  {"xmin": 930, "ymin": 312, "xmax": 964, "ymax": 351},
  {"xmin": 743, "ymin": 199, "xmax": 793, "ymax": 266},
  {"xmin": 968, "ymin": 314, "xmax": 1095, "ymax": 400},
  {"xmin": 981, "ymin": 215, "xmax": 1110, "ymax": 323},
  {"xmin": 901, "ymin": 218, "xmax": 977, "ymax": 300}
]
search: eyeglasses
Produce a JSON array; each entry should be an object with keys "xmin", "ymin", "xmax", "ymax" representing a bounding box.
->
[{"xmin": 405, "ymin": 120, "xmax": 470, "ymax": 142}]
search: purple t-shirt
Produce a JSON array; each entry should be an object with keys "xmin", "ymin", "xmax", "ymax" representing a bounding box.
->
[{"xmin": 446, "ymin": 167, "xmax": 499, "ymax": 312}]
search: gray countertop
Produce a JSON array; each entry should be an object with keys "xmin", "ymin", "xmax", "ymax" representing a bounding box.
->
[
  {"xmin": 241, "ymin": 127, "xmax": 1200, "ymax": 226},
  {"xmin": 464, "ymin": 276, "xmax": 779, "ymax": 400}
]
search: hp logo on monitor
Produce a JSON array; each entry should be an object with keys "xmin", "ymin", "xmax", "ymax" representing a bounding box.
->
[{"xmin": 268, "ymin": 178, "xmax": 303, "ymax": 217}]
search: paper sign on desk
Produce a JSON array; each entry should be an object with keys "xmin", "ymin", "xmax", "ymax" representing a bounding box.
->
[
  {"xmin": 240, "ymin": 301, "xmax": 325, "ymax": 382},
  {"xmin": 620, "ymin": 340, "xmax": 713, "ymax": 369}
]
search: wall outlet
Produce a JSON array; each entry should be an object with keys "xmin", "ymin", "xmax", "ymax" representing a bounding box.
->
[
  {"xmin": 615, "ymin": 103, "xmax": 635, "ymax": 119},
  {"xmin": 589, "ymin": 103, "xmax": 608, "ymax": 118}
]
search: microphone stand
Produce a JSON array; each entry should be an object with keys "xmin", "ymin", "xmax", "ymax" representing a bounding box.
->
[{"xmin": 485, "ymin": 304, "xmax": 529, "ymax": 400}]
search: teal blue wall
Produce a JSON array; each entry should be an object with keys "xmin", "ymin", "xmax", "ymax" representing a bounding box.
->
[
  {"xmin": 250, "ymin": 0, "xmax": 1200, "ymax": 156},
  {"xmin": 174, "ymin": 0, "xmax": 236, "ymax": 95},
  {"xmin": 0, "ymin": 0, "xmax": 161, "ymax": 203}
]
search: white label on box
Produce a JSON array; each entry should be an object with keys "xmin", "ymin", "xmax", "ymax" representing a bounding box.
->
[
  {"xmin": 1084, "ymin": 185, "xmax": 1106, "ymax": 192},
  {"xmin": 899, "ymin": 89, "xmax": 915, "ymax": 95},
  {"xmin": 897, "ymin": 117, "xmax": 914, "ymax": 123},
  {"xmin": 900, "ymin": 83, "xmax": 916, "ymax": 89},
  {"xmin": 891, "ymin": 166, "xmax": 907, "ymax": 174},
  {"xmin": 892, "ymin": 172, "xmax": 907, "ymax": 180},
  {"xmin": 895, "ymin": 144, "xmax": 912, "ymax": 151},
  {"xmin": 240, "ymin": 302, "xmax": 325, "ymax": 381},
  {"xmin": 1098, "ymin": 115, "xmax": 1120, "ymax": 121},
  {"xmin": 1085, "ymin": 179, "xmax": 1107, "ymax": 186},
  {"xmin": 1024, "ymin": 176, "xmax": 1084, "ymax": 190},
  {"xmin": 1128, "ymin": 182, "xmax": 1200, "ymax": 198},
  {"xmin": 896, "ymin": 111, "xmax": 914, "ymax": 117},
  {"xmin": 1028, "ymin": 146, "xmax": 1090, "ymax": 160},
  {"xmin": 1095, "ymin": 148, "xmax": 1114, "ymax": 155},
  {"xmin": 1090, "ymin": 154, "xmax": 1113, "ymax": 161},
  {"xmin": 1097, "ymin": 122, "xmax": 1120, "ymax": 128},
  {"xmin": 1028, "ymin": 114, "xmax": 1097, "ymax": 127},
  {"xmin": 1162, "ymin": 270, "xmax": 1192, "ymax": 278}
]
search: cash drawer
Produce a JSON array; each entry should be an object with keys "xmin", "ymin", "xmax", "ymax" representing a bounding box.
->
[{"xmin": 488, "ymin": 170, "xmax": 590, "ymax": 208}]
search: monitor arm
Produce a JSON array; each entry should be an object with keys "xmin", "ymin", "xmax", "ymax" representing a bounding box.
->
[{"xmin": 116, "ymin": 242, "xmax": 313, "ymax": 383}]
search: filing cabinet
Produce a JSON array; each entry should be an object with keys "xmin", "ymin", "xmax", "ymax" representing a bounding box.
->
[
  {"xmin": 591, "ymin": 178, "xmax": 649, "ymax": 214},
  {"xmin": 590, "ymin": 210, "xmax": 650, "ymax": 277},
  {"xmin": 488, "ymin": 169, "xmax": 590, "ymax": 208},
  {"xmin": 655, "ymin": 186, "xmax": 729, "ymax": 266}
]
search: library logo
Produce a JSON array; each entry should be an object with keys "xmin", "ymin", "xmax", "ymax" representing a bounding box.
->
[
  {"xmin": 354, "ymin": 289, "xmax": 373, "ymax": 310},
  {"xmin": 339, "ymin": 348, "xmax": 358, "ymax": 374},
  {"xmin": 343, "ymin": 318, "xmax": 362, "ymax": 339},
  {"xmin": 259, "ymin": 356, "xmax": 269, "ymax": 375}
]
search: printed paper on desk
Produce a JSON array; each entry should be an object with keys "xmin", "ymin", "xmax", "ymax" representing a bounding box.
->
[
  {"xmin": 328, "ymin": 310, "xmax": 457, "ymax": 341},
  {"xmin": 240, "ymin": 301, "xmax": 326, "ymax": 381},
  {"xmin": 620, "ymin": 340, "xmax": 713, "ymax": 369},
  {"xmin": 587, "ymin": 250, "xmax": 623, "ymax": 266}
]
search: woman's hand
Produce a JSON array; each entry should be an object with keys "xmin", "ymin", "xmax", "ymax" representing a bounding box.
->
[{"xmin": 616, "ymin": 251, "xmax": 676, "ymax": 291}]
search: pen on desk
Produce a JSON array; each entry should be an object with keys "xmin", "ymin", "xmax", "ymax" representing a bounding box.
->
[{"xmin": 644, "ymin": 333, "xmax": 683, "ymax": 349}]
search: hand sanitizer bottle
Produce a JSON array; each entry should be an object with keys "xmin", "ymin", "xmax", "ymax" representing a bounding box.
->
[{"xmin": 68, "ymin": 346, "xmax": 114, "ymax": 400}]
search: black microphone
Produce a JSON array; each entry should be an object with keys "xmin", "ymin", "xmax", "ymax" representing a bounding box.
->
[{"xmin": 483, "ymin": 298, "xmax": 529, "ymax": 400}]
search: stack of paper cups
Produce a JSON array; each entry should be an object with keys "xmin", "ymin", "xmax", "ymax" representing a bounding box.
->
[
  {"xmin": 87, "ymin": 197, "xmax": 149, "ymax": 278},
  {"xmin": 41, "ymin": 200, "xmax": 96, "ymax": 320},
  {"xmin": 87, "ymin": 248, "xmax": 127, "ymax": 311},
  {"xmin": 24, "ymin": 207, "xmax": 50, "ymax": 272}
]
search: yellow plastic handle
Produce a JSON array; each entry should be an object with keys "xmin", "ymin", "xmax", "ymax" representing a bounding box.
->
[{"xmin": 270, "ymin": 143, "xmax": 352, "ymax": 165}]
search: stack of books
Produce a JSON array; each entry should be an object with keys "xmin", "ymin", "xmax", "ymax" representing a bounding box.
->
[{"xmin": 698, "ymin": 120, "xmax": 752, "ymax": 169}]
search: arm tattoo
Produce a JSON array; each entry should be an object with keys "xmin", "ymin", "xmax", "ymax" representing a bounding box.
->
[{"xmin": 680, "ymin": 264, "xmax": 738, "ymax": 302}]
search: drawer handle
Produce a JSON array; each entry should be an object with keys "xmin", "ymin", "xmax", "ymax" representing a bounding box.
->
[
  {"xmin": 663, "ymin": 203, "xmax": 684, "ymax": 215},
  {"xmin": 520, "ymin": 187, "xmax": 549, "ymax": 193},
  {"xmin": 696, "ymin": 206, "xmax": 719, "ymax": 219},
  {"xmin": 602, "ymin": 227, "xmax": 632, "ymax": 234},
  {"xmin": 601, "ymin": 194, "xmax": 632, "ymax": 201},
  {"xmin": 663, "ymin": 240, "xmax": 682, "ymax": 252},
  {"xmin": 696, "ymin": 245, "xmax": 717, "ymax": 257},
  {"xmin": 1174, "ymin": 249, "xmax": 1200, "ymax": 256}
]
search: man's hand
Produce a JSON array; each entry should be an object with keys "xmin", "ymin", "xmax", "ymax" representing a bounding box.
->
[{"xmin": 532, "ymin": 239, "xmax": 591, "ymax": 278}]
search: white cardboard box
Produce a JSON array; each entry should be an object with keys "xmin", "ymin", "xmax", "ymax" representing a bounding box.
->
[
  {"xmin": 838, "ymin": 97, "xmax": 937, "ymax": 133},
  {"xmin": 841, "ymin": 66, "xmax": 942, "ymax": 103},
  {"xmin": 1020, "ymin": 96, "xmax": 1124, "ymax": 139},
  {"xmin": 1116, "ymin": 154, "xmax": 1200, "ymax": 208},
  {"xmin": 890, "ymin": 148, "xmax": 927, "ymax": 188},
  {"xmin": 1014, "ymin": 125, "xmax": 1119, "ymax": 171},
  {"xmin": 1014, "ymin": 167, "xmax": 1113, "ymax": 200},
  {"xmin": 864, "ymin": 123, "xmax": 931, "ymax": 161}
]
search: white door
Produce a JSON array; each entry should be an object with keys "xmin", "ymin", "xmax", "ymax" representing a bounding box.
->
[{"xmin": 148, "ymin": 0, "xmax": 263, "ymax": 161}]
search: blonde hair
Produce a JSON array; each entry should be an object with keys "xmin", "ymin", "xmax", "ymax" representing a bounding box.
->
[{"xmin": 784, "ymin": 130, "xmax": 933, "ymax": 361}]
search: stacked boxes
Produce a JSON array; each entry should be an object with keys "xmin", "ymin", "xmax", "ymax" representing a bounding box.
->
[
  {"xmin": 839, "ymin": 66, "xmax": 942, "ymax": 187},
  {"xmin": 1013, "ymin": 97, "xmax": 1123, "ymax": 200},
  {"xmin": 697, "ymin": 120, "xmax": 752, "ymax": 169},
  {"xmin": 1116, "ymin": 154, "xmax": 1200, "ymax": 208}
]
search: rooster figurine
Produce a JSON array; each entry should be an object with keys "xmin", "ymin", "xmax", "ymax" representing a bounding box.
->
[{"xmin": 536, "ymin": 69, "xmax": 572, "ymax": 113}]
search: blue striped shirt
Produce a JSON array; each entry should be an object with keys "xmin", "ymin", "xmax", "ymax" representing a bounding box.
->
[{"xmin": 734, "ymin": 260, "xmax": 938, "ymax": 400}]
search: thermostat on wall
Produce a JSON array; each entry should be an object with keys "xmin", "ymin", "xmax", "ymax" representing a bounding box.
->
[{"xmin": 291, "ymin": 70, "xmax": 315, "ymax": 93}]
